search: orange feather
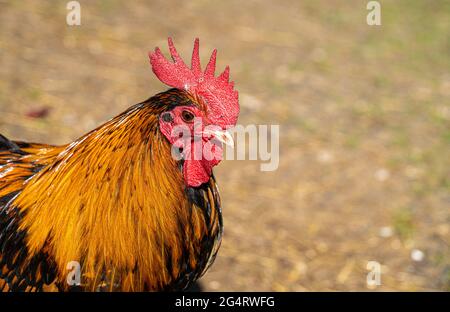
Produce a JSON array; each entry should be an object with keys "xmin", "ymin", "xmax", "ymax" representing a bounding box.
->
[{"xmin": 0, "ymin": 89, "xmax": 222, "ymax": 291}]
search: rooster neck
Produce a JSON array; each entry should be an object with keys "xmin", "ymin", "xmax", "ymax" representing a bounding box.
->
[{"xmin": 9, "ymin": 93, "xmax": 222, "ymax": 291}]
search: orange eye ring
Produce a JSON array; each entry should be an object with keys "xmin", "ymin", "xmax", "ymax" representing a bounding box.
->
[{"xmin": 181, "ymin": 110, "xmax": 195, "ymax": 123}]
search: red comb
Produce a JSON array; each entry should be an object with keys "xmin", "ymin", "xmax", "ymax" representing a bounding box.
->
[{"xmin": 149, "ymin": 38, "xmax": 239, "ymax": 127}]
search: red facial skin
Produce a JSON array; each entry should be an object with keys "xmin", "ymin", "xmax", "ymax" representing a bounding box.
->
[{"xmin": 159, "ymin": 106, "xmax": 223, "ymax": 187}]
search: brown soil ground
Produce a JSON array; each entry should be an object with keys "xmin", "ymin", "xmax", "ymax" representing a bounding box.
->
[{"xmin": 0, "ymin": 0, "xmax": 448, "ymax": 291}]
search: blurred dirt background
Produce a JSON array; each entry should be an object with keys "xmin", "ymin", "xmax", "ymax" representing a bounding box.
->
[{"xmin": 0, "ymin": 0, "xmax": 449, "ymax": 291}]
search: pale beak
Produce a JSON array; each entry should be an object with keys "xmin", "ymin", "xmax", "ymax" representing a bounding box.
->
[{"xmin": 202, "ymin": 129, "xmax": 235, "ymax": 147}]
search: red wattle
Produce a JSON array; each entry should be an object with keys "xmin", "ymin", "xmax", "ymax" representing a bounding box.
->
[
  {"xmin": 183, "ymin": 159, "xmax": 212, "ymax": 187},
  {"xmin": 183, "ymin": 143, "xmax": 222, "ymax": 187}
]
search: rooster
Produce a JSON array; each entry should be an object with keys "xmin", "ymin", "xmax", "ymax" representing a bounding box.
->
[{"xmin": 0, "ymin": 38, "xmax": 239, "ymax": 291}]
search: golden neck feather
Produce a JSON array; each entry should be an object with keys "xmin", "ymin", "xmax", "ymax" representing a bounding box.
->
[{"xmin": 14, "ymin": 101, "xmax": 198, "ymax": 290}]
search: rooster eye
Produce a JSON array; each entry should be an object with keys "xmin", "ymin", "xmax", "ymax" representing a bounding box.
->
[{"xmin": 181, "ymin": 110, "xmax": 195, "ymax": 122}]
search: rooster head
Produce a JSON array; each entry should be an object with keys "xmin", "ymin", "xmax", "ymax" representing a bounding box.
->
[{"xmin": 149, "ymin": 38, "xmax": 240, "ymax": 187}]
